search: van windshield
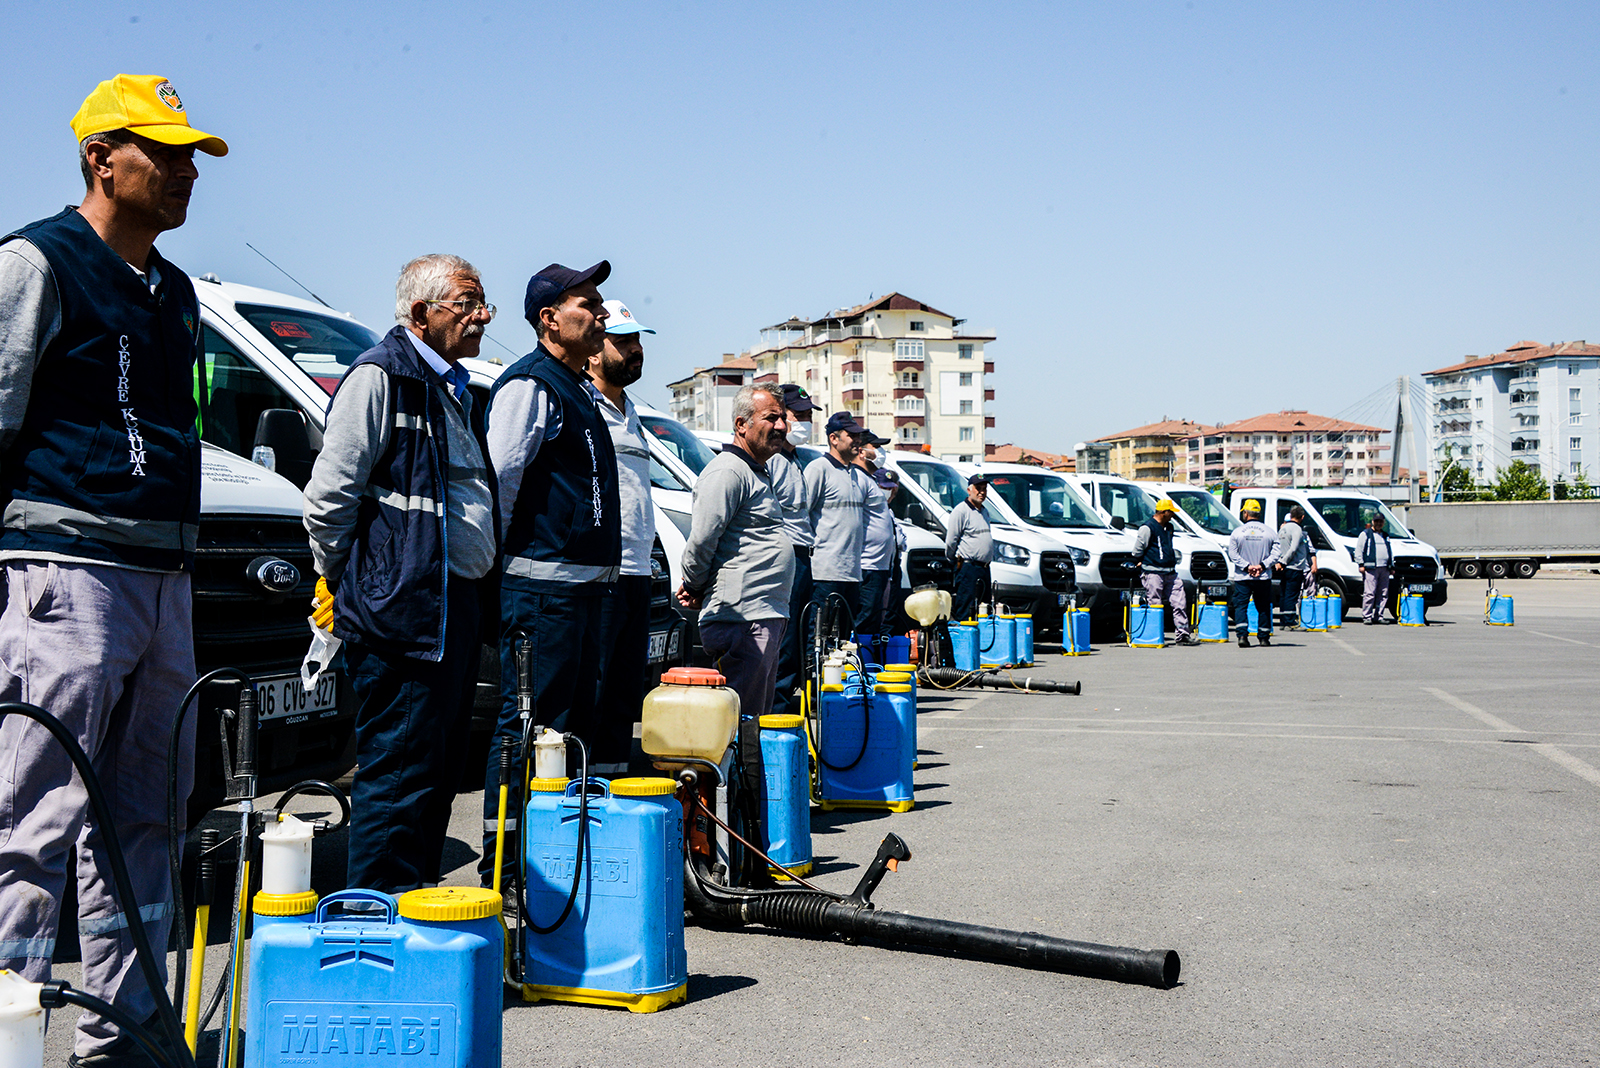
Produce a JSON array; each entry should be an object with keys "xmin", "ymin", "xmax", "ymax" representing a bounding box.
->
[
  {"xmin": 986, "ymin": 472, "xmax": 1106, "ymax": 528},
  {"xmin": 1097, "ymin": 481, "xmax": 1156, "ymax": 527},
  {"xmin": 235, "ymin": 304, "xmax": 382, "ymax": 395},
  {"xmin": 898, "ymin": 460, "xmax": 967, "ymax": 512},
  {"xmin": 1167, "ymin": 490, "xmax": 1240, "ymax": 535},
  {"xmin": 1308, "ymin": 497, "xmax": 1412, "ymax": 539},
  {"xmin": 640, "ymin": 415, "xmax": 718, "ymax": 476}
]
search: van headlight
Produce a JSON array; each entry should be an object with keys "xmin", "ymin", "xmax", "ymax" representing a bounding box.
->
[
  {"xmin": 1067, "ymin": 547, "xmax": 1089, "ymax": 566},
  {"xmin": 994, "ymin": 543, "xmax": 1031, "ymax": 566}
]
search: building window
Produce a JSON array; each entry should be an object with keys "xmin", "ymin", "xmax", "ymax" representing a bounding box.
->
[
  {"xmin": 1572, "ymin": 388, "xmax": 1582, "ymax": 402},
  {"xmin": 909, "ymin": 320, "xmax": 925, "ymax": 332},
  {"xmin": 1572, "ymin": 413, "xmax": 1583, "ymax": 425},
  {"xmin": 898, "ymin": 371, "xmax": 920, "ymax": 388},
  {"xmin": 959, "ymin": 426, "xmax": 974, "ymax": 442},
  {"xmin": 1570, "ymin": 363, "xmax": 1580, "ymax": 375},
  {"xmin": 958, "ymin": 372, "xmax": 973, "ymax": 387},
  {"xmin": 1571, "ymin": 437, "xmax": 1582, "ymax": 451},
  {"xmin": 958, "ymin": 454, "xmax": 974, "ymax": 462},
  {"xmin": 958, "ymin": 344, "xmax": 973, "ymax": 359},
  {"xmin": 1475, "ymin": 397, "xmax": 1483, "ymax": 409},
  {"xmin": 894, "ymin": 340, "xmax": 925, "ymax": 359},
  {"xmin": 848, "ymin": 371, "xmax": 863, "ymax": 385},
  {"xmin": 959, "ymin": 400, "xmax": 973, "ymax": 414}
]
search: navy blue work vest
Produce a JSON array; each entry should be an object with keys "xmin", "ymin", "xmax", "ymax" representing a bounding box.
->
[
  {"xmin": 1139, "ymin": 518, "xmax": 1177, "ymax": 570},
  {"xmin": 329, "ymin": 327, "xmax": 489, "ymax": 660},
  {"xmin": 489, "ymin": 346, "xmax": 619, "ymax": 594},
  {"xmin": 0, "ymin": 208, "xmax": 201, "ymax": 570}
]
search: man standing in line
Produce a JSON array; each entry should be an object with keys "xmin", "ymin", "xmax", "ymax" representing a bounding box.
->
[
  {"xmin": 480, "ymin": 261, "xmax": 619, "ymax": 886},
  {"xmin": 946, "ymin": 473, "xmax": 995, "ymax": 622},
  {"xmin": 854, "ymin": 435, "xmax": 899, "ymax": 637},
  {"xmin": 1274, "ymin": 505, "xmax": 1317, "ymax": 629},
  {"xmin": 769, "ymin": 383, "xmax": 816, "ymax": 716},
  {"xmin": 1228, "ymin": 498, "xmax": 1280, "ymax": 648},
  {"xmin": 1133, "ymin": 499, "xmax": 1199, "ymax": 645},
  {"xmin": 587, "ymin": 298, "xmax": 657, "ymax": 775},
  {"xmin": 305, "ymin": 255, "xmax": 498, "ymax": 893},
  {"xmin": 804, "ymin": 411, "xmax": 870, "ymax": 623},
  {"xmin": 677, "ymin": 385, "xmax": 794, "ymax": 847},
  {"xmin": 1356, "ymin": 513, "xmax": 1393, "ymax": 625},
  {"xmin": 0, "ymin": 75, "xmax": 224, "ymax": 1066}
]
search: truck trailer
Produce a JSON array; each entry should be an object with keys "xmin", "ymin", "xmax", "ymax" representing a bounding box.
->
[{"xmin": 1396, "ymin": 499, "xmax": 1600, "ymax": 579}]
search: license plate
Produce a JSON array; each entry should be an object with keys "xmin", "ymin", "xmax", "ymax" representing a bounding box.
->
[
  {"xmin": 255, "ymin": 671, "xmax": 339, "ymax": 723},
  {"xmin": 648, "ymin": 631, "xmax": 669, "ymax": 661},
  {"xmin": 1408, "ymin": 583, "xmax": 1433, "ymax": 594}
]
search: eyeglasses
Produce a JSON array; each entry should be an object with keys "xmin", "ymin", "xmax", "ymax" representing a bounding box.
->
[{"xmin": 426, "ymin": 299, "xmax": 496, "ymax": 319}]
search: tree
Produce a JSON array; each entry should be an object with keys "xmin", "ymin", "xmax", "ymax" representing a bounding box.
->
[
  {"xmin": 1490, "ymin": 460, "xmax": 1549, "ymax": 501},
  {"xmin": 1437, "ymin": 445, "xmax": 1489, "ymax": 501}
]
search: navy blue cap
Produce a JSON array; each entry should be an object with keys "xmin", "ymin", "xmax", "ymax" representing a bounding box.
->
[
  {"xmin": 825, "ymin": 411, "xmax": 865, "ymax": 436},
  {"xmin": 967, "ymin": 472, "xmax": 989, "ymax": 486},
  {"xmin": 524, "ymin": 260, "xmax": 612, "ymax": 324},
  {"xmin": 860, "ymin": 429, "xmax": 891, "ymax": 447},
  {"xmin": 779, "ymin": 383, "xmax": 816, "ymax": 413}
]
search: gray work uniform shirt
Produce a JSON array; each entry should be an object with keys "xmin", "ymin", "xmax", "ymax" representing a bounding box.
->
[
  {"xmin": 1276, "ymin": 521, "xmax": 1315, "ymax": 571},
  {"xmin": 861, "ymin": 477, "xmax": 898, "ymax": 571},
  {"xmin": 594, "ymin": 388, "xmax": 656, "ymax": 577},
  {"xmin": 945, "ymin": 499, "xmax": 994, "ymax": 563},
  {"xmin": 1226, "ymin": 520, "xmax": 1281, "ymax": 581},
  {"xmin": 682, "ymin": 444, "xmax": 795, "ymax": 623},
  {"xmin": 803, "ymin": 453, "xmax": 868, "ymax": 582},
  {"xmin": 769, "ymin": 448, "xmax": 813, "ymax": 549}
]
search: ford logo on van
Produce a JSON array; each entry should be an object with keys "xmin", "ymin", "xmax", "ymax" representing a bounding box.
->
[{"xmin": 246, "ymin": 555, "xmax": 301, "ymax": 598}]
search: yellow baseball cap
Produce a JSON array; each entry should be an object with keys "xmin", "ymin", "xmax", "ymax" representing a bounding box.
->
[
  {"xmin": 70, "ymin": 75, "xmax": 228, "ymax": 157},
  {"xmin": 1240, "ymin": 498, "xmax": 1262, "ymax": 513},
  {"xmin": 1154, "ymin": 499, "xmax": 1178, "ymax": 513}
]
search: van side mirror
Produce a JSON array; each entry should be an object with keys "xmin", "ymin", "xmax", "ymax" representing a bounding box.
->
[
  {"xmin": 1110, "ymin": 516, "xmax": 1126, "ymax": 530},
  {"xmin": 252, "ymin": 409, "xmax": 316, "ymax": 489}
]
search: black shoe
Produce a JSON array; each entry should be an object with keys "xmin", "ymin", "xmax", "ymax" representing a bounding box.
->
[
  {"xmin": 1258, "ymin": 634, "xmax": 1272, "ymax": 647},
  {"xmin": 1238, "ymin": 635, "xmax": 1251, "ymax": 648},
  {"xmin": 1176, "ymin": 634, "xmax": 1201, "ymax": 646}
]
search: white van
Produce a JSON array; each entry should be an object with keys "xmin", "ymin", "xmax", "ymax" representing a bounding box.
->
[
  {"xmin": 1139, "ymin": 480, "xmax": 1240, "ymax": 551},
  {"xmin": 884, "ymin": 452, "xmax": 1077, "ymax": 626},
  {"xmin": 1226, "ymin": 487, "xmax": 1449, "ymax": 616},
  {"xmin": 953, "ymin": 462, "xmax": 1137, "ymax": 619},
  {"xmin": 1067, "ymin": 472, "xmax": 1231, "ymax": 598}
]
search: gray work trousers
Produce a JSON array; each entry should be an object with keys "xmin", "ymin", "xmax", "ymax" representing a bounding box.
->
[{"xmin": 0, "ymin": 562, "xmax": 196, "ymax": 1058}]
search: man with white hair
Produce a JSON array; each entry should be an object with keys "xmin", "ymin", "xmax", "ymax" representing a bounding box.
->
[{"xmin": 304, "ymin": 253, "xmax": 498, "ymax": 892}]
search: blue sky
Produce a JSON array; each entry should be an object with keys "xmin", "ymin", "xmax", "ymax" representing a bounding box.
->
[{"xmin": 4, "ymin": 1, "xmax": 1595, "ymax": 447}]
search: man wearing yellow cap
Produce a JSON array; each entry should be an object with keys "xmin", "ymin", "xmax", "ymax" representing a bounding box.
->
[
  {"xmin": 1226, "ymin": 498, "xmax": 1281, "ymax": 648},
  {"xmin": 0, "ymin": 75, "xmax": 225, "ymax": 1066}
]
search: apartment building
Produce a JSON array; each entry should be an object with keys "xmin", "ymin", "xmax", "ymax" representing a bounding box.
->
[
  {"xmin": 667, "ymin": 293, "xmax": 996, "ymax": 460},
  {"xmin": 1181, "ymin": 411, "xmax": 1387, "ymax": 487},
  {"xmin": 1083, "ymin": 419, "xmax": 1214, "ymax": 481},
  {"xmin": 1422, "ymin": 339, "xmax": 1600, "ymax": 483}
]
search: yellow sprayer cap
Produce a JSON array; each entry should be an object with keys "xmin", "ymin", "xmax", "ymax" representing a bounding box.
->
[
  {"xmin": 610, "ymin": 777, "xmax": 677, "ymax": 797},
  {"xmin": 876, "ymin": 671, "xmax": 912, "ymax": 683},
  {"xmin": 398, "ymin": 887, "xmax": 501, "ymax": 923},
  {"xmin": 883, "ymin": 663, "xmax": 917, "ymax": 673},
  {"xmin": 252, "ymin": 890, "xmax": 318, "ymax": 917},
  {"xmin": 528, "ymin": 777, "xmax": 569, "ymax": 793},
  {"xmin": 760, "ymin": 714, "xmax": 803, "ymax": 729},
  {"xmin": 821, "ymin": 683, "xmax": 844, "ymax": 692},
  {"xmin": 874, "ymin": 683, "xmax": 913, "ymax": 693}
]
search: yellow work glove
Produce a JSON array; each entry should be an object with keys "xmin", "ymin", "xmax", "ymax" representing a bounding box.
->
[{"xmin": 311, "ymin": 576, "xmax": 335, "ymax": 630}]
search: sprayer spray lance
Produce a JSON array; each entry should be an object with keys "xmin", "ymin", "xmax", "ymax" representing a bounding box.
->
[
  {"xmin": 218, "ymin": 684, "xmax": 258, "ymax": 1068},
  {"xmin": 183, "ymin": 828, "xmax": 218, "ymax": 1054}
]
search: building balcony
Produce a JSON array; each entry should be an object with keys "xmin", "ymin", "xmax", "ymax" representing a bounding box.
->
[
  {"xmin": 841, "ymin": 360, "xmax": 863, "ymax": 373},
  {"xmin": 984, "ymin": 417, "xmax": 996, "ymax": 429},
  {"xmin": 894, "ymin": 414, "xmax": 925, "ymax": 429},
  {"xmin": 892, "ymin": 358, "xmax": 925, "ymax": 371},
  {"xmin": 1510, "ymin": 391, "xmax": 1539, "ymax": 407},
  {"xmin": 983, "ymin": 362, "xmax": 995, "ymax": 374},
  {"xmin": 893, "ymin": 387, "xmax": 924, "ymax": 399},
  {"xmin": 754, "ymin": 373, "xmax": 777, "ymax": 384},
  {"xmin": 842, "ymin": 389, "xmax": 863, "ymax": 401},
  {"xmin": 894, "ymin": 398, "xmax": 925, "ymax": 415},
  {"xmin": 984, "ymin": 389, "xmax": 995, "ymax": 401}
]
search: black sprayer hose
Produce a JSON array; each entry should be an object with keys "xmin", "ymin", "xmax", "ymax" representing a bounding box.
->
[
  {"xmin": 42, "ymin": 981, "xmax": 181, "ymax": 1068},
  {"xmin": 519, "ymin": 732, "xmax": 592, "ymax": 935},
  {"xmin": 917, "ymin": 666, "xmax": 1082, "ymax": 695},
  {"xmin": 272, "ymin": 779, "xmax": 352, "ymax": 833},
  {"xmin": 165, "ymin": 666, "xmax": 251, "ymax": 1019},
  {"xmin": 0, "ymin": 703, "xmax": 195, "ymax": 1066}
]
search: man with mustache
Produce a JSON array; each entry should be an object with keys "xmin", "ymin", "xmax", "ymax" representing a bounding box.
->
[
  {"xmin": 677, "ymin": 384, "xmax": 794, "ymax": 853},
  {"xmin": 304, "ymin": 254, "xmax": 498, "ymax": 895},
  {"xmin": 587, "ymin": 298, "xmax": 657, "ymax": 775},
  {"xmin": 480, "ymin": 262, "xmax": 619, "ymax": 889},
  {"xmin": 0, "ymin": 73, "xmax": 225, "ymax": 1067}
]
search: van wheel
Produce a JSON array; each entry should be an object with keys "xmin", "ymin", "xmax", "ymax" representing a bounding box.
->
[
  {"xmin": 1486, "ymin": 560, "xmax": 1510, "ymax": 580},
  {"xmin": 1512, "ymin": 559, "xmax": 1537, "ymax": 579},
  {"xmin": 1315, "ymin": 575, "xmax": 1346, "ymax": 618},
  {"xmin": 1455, "ymin": 560, "xmax": 1481, "ymax": 579}
]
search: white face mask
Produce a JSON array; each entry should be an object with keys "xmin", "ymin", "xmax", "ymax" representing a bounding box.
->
[{"xmin": 786, "ymin": 421, "xmax": 812, "ymax": 447}]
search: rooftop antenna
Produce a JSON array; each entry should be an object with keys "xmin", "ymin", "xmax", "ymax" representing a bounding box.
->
[{"xmin": 246, "ymin": 243, "xmax": 332, "ymax": 308}]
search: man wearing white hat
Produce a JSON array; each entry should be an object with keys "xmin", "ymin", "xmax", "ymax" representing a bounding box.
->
[{"xmin": 588, "ymin": 298, "xmax": 658, "ymax": 773}]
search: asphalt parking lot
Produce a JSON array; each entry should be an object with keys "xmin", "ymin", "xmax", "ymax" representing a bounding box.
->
[{"xmin": 44, "ymin": 575, "xmax": 1600, "ymax": 1066}]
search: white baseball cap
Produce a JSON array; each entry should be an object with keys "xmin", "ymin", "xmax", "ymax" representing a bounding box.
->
[{"xmin": 603, "ymin": 299, "xmax": 655, "ymax": 335}]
